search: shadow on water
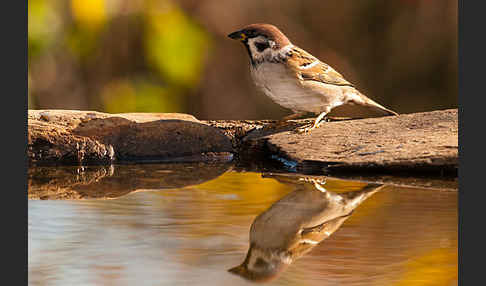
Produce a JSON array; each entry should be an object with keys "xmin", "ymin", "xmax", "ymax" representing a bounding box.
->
[{"xmin": 228, "ymin": 178, "xmax": 385, "ymax": 283}]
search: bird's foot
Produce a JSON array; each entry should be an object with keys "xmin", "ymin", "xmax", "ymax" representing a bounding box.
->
[
  {"xmin": 296, "ymin": 124, "xmax": 316, "ymax": 134},
  {"xmin": 295, "ymin": 114, "xmax": 329, "ymax": 134},
  {"xmin": 295, "ymin": 120, "xmax": 327, "ymax": 134}
]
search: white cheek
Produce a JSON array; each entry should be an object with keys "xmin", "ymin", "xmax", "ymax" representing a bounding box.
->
[{"xmin": 248, "ymin": 42, "xmax": 261, "ymax": 59}]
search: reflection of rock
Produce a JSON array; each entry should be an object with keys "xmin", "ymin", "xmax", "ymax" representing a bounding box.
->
[
  {"xmin": 229, "ymin": 178, "xmax": 384, "ymax": 283},
  {"xmin": 28, "ymin": 163, "xmax": 231, "ymax": 200}
]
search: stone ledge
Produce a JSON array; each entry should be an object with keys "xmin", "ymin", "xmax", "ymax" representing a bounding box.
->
[
  {"xmin": 28, "ymin": 110, "xmax": 233, "ymax": 165},
  {"xmin": 28, "ymin": 109, "xmax": 458, "ymax": 176},
  {"xmin": 235, "ymin": 109, "xmax": 458, "ymax": 175}
]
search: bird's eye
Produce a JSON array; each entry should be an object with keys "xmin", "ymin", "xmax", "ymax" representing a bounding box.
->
[{"xmin": 255, "ymin": 42, "xmax": 270, "ymax": 52}]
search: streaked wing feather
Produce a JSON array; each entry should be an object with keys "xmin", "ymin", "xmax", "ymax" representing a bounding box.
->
[{"xmin": 286, "ymin": 46, "xmax": 354, "ymax": 87}]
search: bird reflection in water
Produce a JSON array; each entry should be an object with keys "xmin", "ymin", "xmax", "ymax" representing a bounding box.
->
[{"xmin": 228, "ymin": 177, "xmax": 385, "ymax": 283}]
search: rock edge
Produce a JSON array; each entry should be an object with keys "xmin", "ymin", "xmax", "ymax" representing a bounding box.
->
[{"xmin": 28, "ymin": 109, "xmax": 458, "ymax": 176}]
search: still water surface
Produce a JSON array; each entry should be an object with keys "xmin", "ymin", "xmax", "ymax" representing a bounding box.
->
[{"xmin": 28, "ymin": 164, "xmax": 457, "ymax": 286}]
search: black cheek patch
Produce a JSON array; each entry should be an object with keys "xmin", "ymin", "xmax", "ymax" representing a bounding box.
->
[{"xmin": 255, "ymin": 42, "xmax": 270, "ymax": 52}]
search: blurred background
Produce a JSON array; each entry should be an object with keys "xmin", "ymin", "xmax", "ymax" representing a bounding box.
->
[{"xmin": 28, "ymin": 0, "xmax": 457, "ymax": 120}]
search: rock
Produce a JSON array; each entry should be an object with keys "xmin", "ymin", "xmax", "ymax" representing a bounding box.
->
[
  {"xmin": 239, "ymin": 109, "xmax": 458, "ymax": 174},
  {"xmin": 28, "ymin": 109, "xmax": 458, "ymax": 176},
  {"xmin": 28, "ymin": 110, "xmax": 233, "ymax": 165}
]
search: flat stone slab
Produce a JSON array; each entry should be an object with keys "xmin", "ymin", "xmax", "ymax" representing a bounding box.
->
[
  {"xmin": 28, "ymin": 110, "xmax": 233, "ymax": 165},
  {"xmin": 241, "ymin": 109, "xmax": 457, "ymax": 173},
  {"xmin": 28, "ymin": 109, "xmax": 457, "ymax": 176}
]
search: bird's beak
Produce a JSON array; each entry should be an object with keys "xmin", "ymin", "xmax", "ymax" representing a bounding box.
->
[
  {"xmin": 228, "ymin": 264, "xmax": 246, "ymax": 276},
  {"xmin": 228, "ymin": 30, "xmax": 247, "ymax": 41}
]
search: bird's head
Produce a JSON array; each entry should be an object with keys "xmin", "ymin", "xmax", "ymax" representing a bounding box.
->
[
  {"xmin": 228, "ymin": 23, "xmax": 291, "ymax": 65},
  {"xmin": 228, "ymin": 243, "xmax": 290, "ymax": 283}
]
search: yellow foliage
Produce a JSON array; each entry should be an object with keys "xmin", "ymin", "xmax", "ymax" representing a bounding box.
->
[{"xmin": 71, "ymin": 0, "xmax": 107, "ymax": 29}]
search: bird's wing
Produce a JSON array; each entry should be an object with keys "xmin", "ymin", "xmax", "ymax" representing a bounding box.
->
[
  {"xmin": 286, "ymin": 213, "xmax": 351, "ymax": 259},
  {"xmin": 285, "ymin": 46, "xmax": 354, "ymax": 87},
  {"xmin": 285, "ymin": 46, "xmax": 398, "ymax": 117}
]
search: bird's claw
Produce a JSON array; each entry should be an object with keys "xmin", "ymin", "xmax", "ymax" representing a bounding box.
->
[
  {"xmin": 296, "ymin": 125, "xmax": 313, "ymax": 134},
  {"xmin": 296, "ymin": 124, "xmax": 318, "ymax": 134},
  {"xmin": 295, "ymin": 117, "xmax": 328, "ymax": 134}
]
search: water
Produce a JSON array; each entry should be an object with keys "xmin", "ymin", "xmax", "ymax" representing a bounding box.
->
[{"xmin": 28, "ymin": 164, "xmax": 457, "ymax": 286}]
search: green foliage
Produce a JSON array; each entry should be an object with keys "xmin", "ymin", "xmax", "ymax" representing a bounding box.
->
[
  {"xmin": 65, "ymin": 27, "xmax": 102, "ymax": 62},
  {"xmin": 28, "ymin": 0, "xmax": 60, "ymax": 61},
  {"xmin": 28, "ymin": 0, "xmax": 211, "ymax": 113},
  {"xmin": 100, "ymin": 79, "xmax": 183, "ymax": 113},
  {"xmin": 145, "ymin": 2, "xmax": 211, "ymax": 88}
]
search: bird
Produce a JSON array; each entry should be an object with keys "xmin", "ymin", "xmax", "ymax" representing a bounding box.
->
[
  {"xmin": 228, "ymin": 177, "xmax": 385, "ymax": 282},
  {"xmin": 228, "ymin": 23, "xmax": 398, "ymax": 133}
]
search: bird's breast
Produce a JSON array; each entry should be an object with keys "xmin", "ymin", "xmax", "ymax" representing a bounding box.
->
[{"xmin": 250, "ymin": 63, "xmax": 323, "ymax": 113}]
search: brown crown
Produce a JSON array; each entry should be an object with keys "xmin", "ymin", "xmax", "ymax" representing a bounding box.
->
[{"xmin": 240, "ymin": 23, "xmax": 291, "ymax": 48}]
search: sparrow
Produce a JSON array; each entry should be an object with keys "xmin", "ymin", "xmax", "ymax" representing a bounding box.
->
[
  {"xmin": 228, "ymin": 178, "xmax": 385, "ymax": 282},
  {"xmin": 228, "ymin": 23, "xmax": 398, "ymax": 133}
]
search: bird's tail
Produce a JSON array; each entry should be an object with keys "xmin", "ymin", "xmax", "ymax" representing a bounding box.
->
[
  {"xmin": 363, "ymin": 98, "xmax": 399, "ymax": 117},
  {"xmin": 328, "ymin": 90, "xmax": 398, "ymax": 119}
]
